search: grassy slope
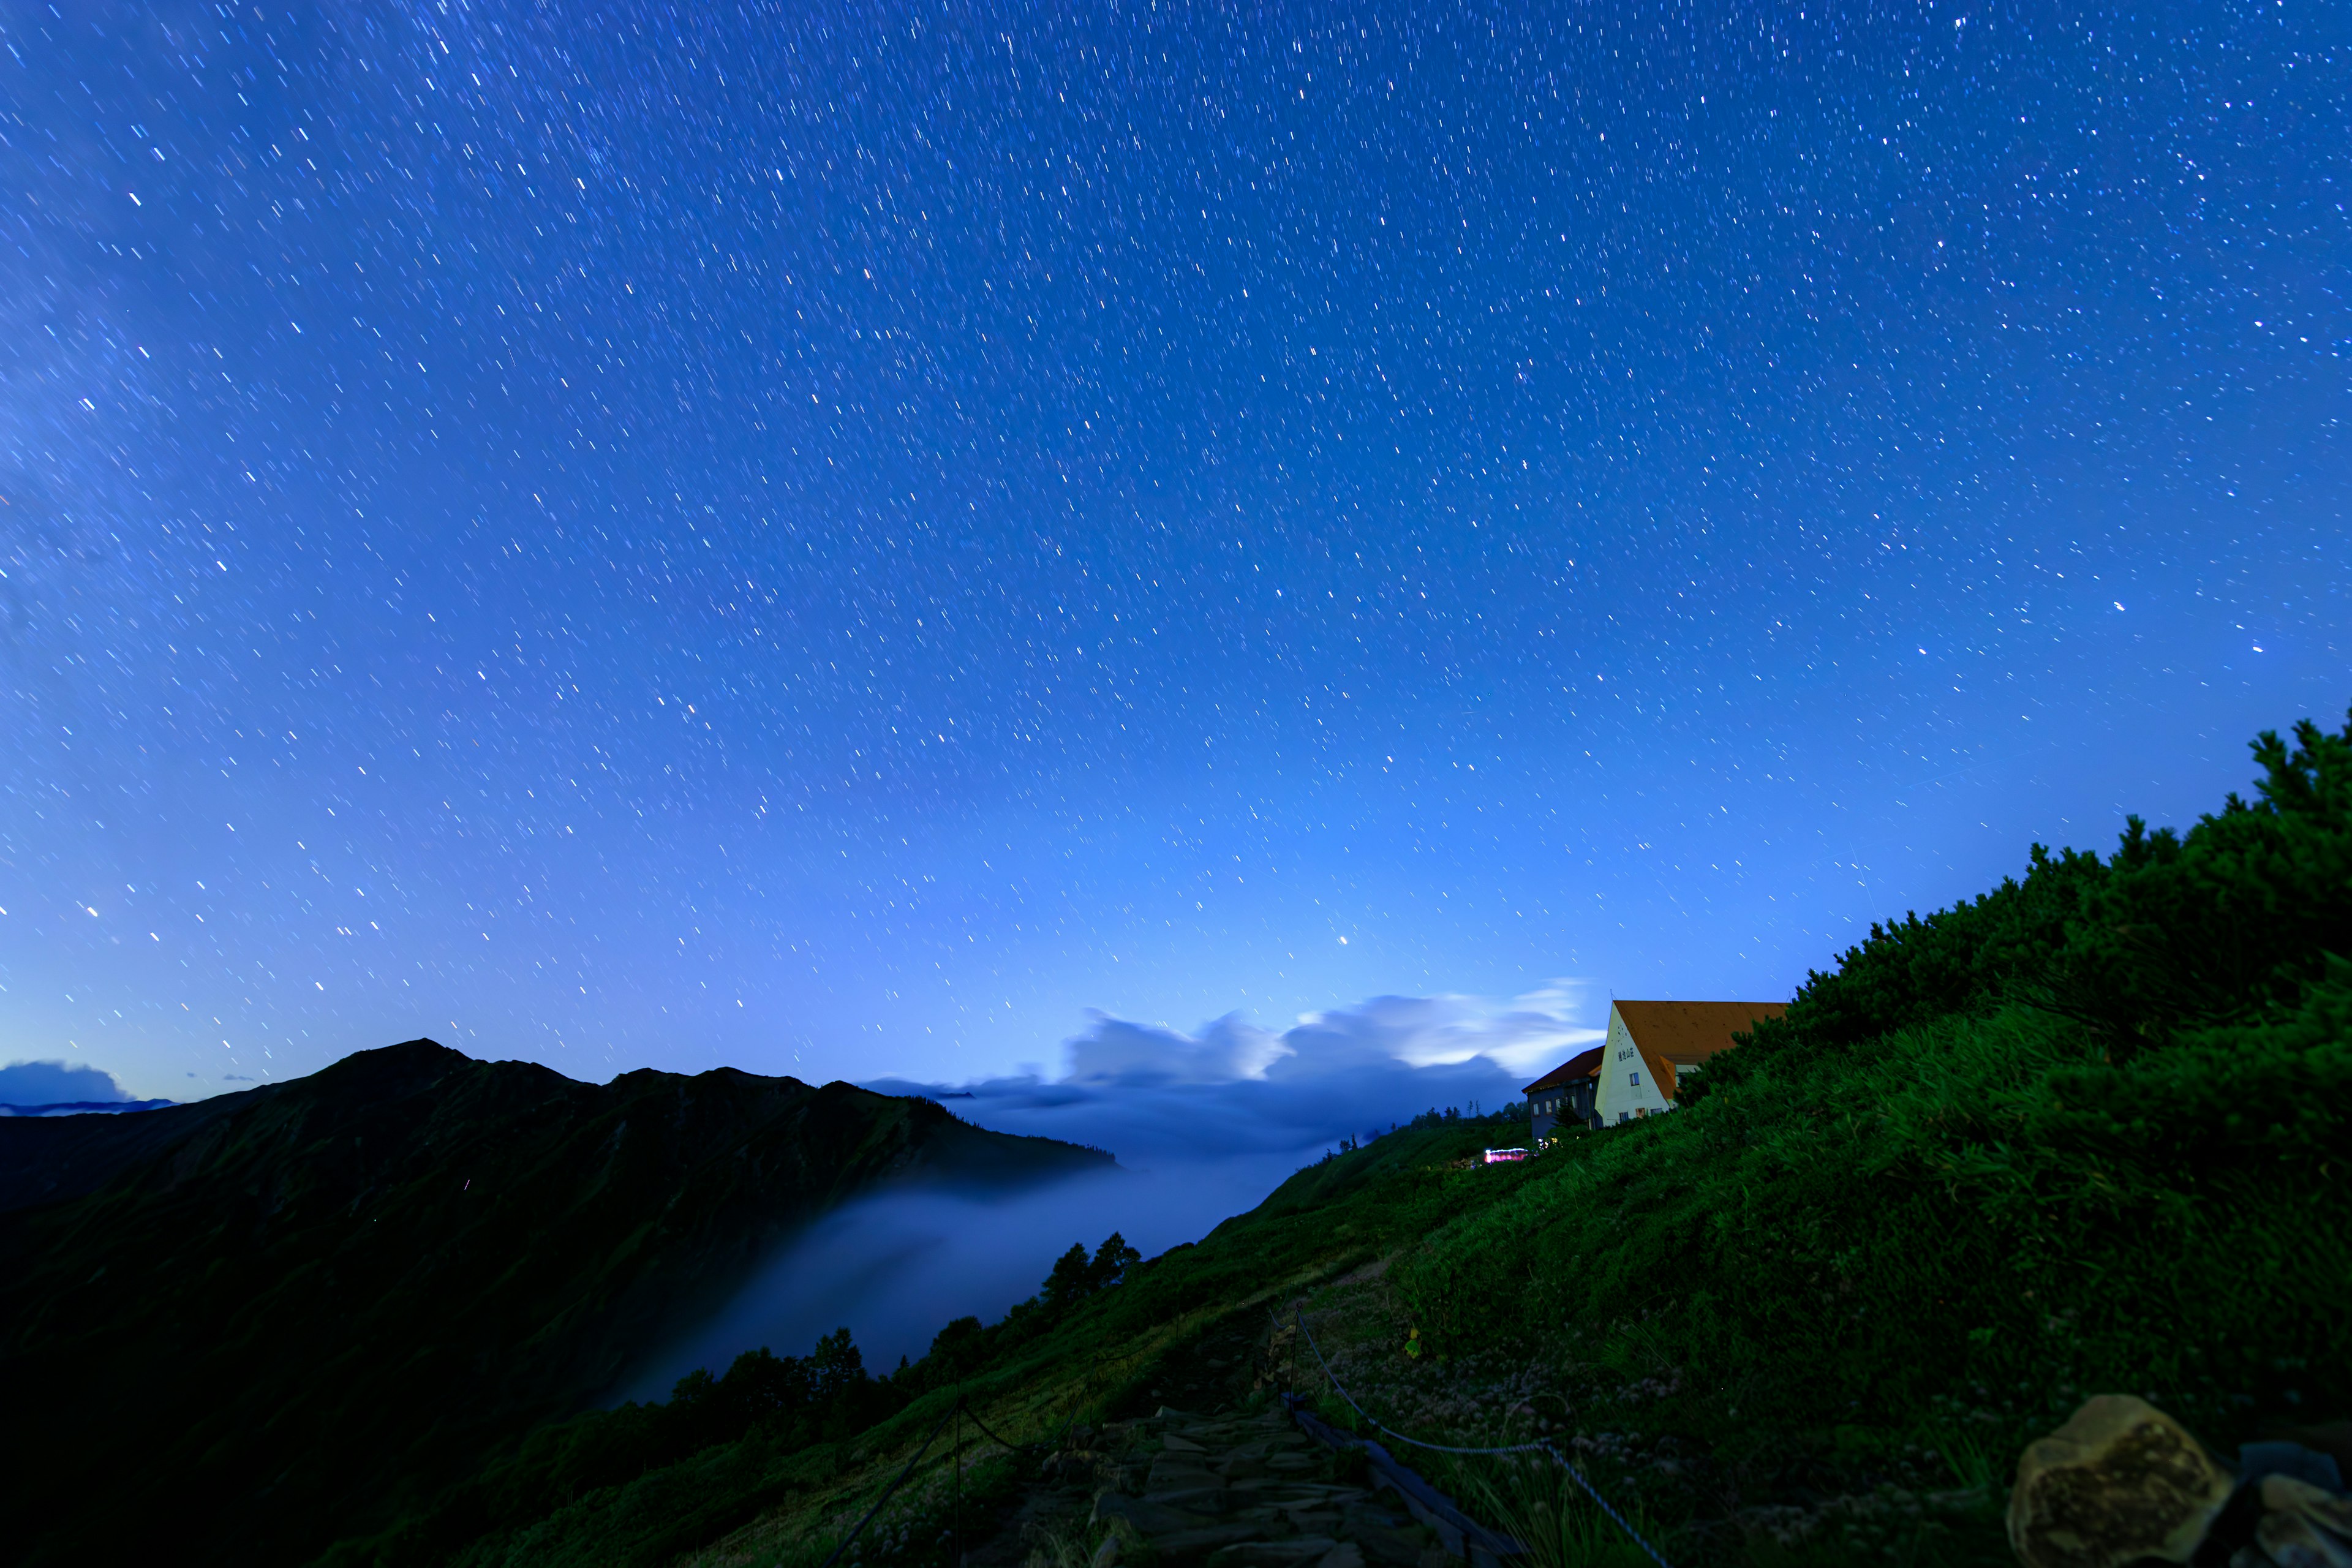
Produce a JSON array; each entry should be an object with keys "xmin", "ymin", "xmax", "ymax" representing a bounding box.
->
[
  {"xmin": 1410, "ymin": 997, "xmax": 2352, "ymax": 1431},
  {"xmin": 331, "ymin": 1118, "xmax": 1523, "ymax": 1568},
  {"xmin": 666, "ymin": 990, "xmax": 2342, "ymax": 1568},
  {"xmin": 412, "ymin": 711, "xmax": 2352, "ymax": 1568},
  {"xmin": 1394, "ymin": 993, "xmax": 2352, "ymax": 1558},
  {"xmin": 342, "ymin": 995, "xmax": 2351, "ymax": 1567},
  {"xmin": 0, "ymin": 1041, "xmax": 1108, "ymax": 1568}
]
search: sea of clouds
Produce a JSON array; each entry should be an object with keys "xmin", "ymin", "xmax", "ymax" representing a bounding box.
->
[
  {"xmin": 627, "ymin": 985, "xmax": 1602, "ymax": 1395},
  {"xmin": 0, "ymin": 1058, "xmax": 166, "ymax": 1115}
]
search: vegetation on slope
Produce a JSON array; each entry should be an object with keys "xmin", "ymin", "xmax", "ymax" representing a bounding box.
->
[
  {"xmin": 331, "ymin": 1112, "xmax": 1524, "ymax": 1568},
  {"xmin": 390, "ymin": 709, "xmax": 2352, "ymax": 1568},
  {"xmin": 0, "ymin": 1042, "xmax": 1108, "ymax": 1568}
]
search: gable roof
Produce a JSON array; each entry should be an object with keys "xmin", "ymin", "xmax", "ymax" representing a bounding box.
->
[
  {"xmin": 1611, "ymin": 999, "xmax": 1787, "ymax": 1100},
  {"xmin": 1522, "ymin": 1046, "xmax": 1603, "ymax": 1096}
]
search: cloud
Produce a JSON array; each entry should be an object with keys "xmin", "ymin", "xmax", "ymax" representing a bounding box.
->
[
  {"xmin": 650, "ymin": 985, "xmax": 1605, "ymax": 1395},
  {"xmin": 628, "ymin": 1165, "xmax": 1250, "ymax": 1392},
  {"xmin": 1064, "ymin": 1009, "xmax": 1287, "ymax": 1084},
  {"xmin": 1280, "ymin": 984, "xmax": 1604, "ymax": 1075},
  {"xmin": 0, "ymin": 1059, "xmax": 135, "ymax": 1107},
  {"xmin": 1061, "ymin": 982, "xmax": 1602, "ymax": 1087},
  {"xmin": 872, "ymin": 982, "xmax": 1605, "ymax": 1167}
]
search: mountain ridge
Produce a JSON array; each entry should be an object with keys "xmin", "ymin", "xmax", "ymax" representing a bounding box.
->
[{"xmin": 0, "ymin": 1038, "xmax": 1111, "ymax": 1568}]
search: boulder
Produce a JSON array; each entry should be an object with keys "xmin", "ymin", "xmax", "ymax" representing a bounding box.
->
[
  {"xmin": 2251, "ymin": 1476, "xmax": 2352, "ymax": 1568},
  {"xmin": 2007, "ymin": 1396, "xmax": 2236, "ymax": 1568}
]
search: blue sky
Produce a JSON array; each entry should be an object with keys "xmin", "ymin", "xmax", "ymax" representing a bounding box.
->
[{"xmin": 2, "ymin": 0, "xmax": 2346, "ymax": 1102}]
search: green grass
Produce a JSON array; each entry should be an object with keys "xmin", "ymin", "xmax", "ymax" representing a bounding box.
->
[
  {"xmin": 361, "ymin": 981, "xmax": 2348, "ymax": 1567},
  {"xmin": 1454, "ymin": 1452, "xmax": 1679, "ymax": 1568},
  {"xmin": 317, "ymin": 705, "xmax": 2352, "ymax": 1566},
  {"xmin": 1396, "ymin": 995, "xmax": 2352, "ymax": 1465}
]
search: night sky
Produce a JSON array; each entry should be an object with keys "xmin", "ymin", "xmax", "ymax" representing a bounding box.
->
[{"xmin": 4, "ymin": 1, "xmax": 2347, "ymax": 1103}]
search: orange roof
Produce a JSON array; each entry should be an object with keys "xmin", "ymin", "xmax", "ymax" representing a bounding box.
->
[
  {"xmin": 1522, "ymin": 1045, "xmax": 1602, "ymax": 1095},
  {"xmin": 1611, "ymin": 999, "xmax": 1787, "ymax": 1099}
]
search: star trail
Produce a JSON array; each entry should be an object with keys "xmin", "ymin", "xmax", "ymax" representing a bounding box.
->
[{"xmin": 2, "ymin": 1, "xmax": 2346, "ymax": 1098}]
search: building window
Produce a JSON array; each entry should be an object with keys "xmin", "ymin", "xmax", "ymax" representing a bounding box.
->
[{"xmin": 1629, "ymin": 1072, "xmax": 1640, "ymax": 1086}]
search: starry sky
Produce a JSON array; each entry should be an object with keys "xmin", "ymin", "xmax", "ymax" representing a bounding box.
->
[{"xmin": 3, "ymin": 0, "xmax": 2347, "ymax": 1103}]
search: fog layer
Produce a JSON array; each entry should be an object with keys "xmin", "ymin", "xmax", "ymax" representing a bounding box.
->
[{"xmin": 627, "ymin": 990, "xmax": 1594, "ymax": 1392}]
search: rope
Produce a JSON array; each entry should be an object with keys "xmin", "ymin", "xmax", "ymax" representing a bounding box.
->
[
  {"xmin": 1290, "ymin": 1310, "xmax": 1677, "ymax": 1568},
  {"xmin": 816, "ymin": 1400, "xmax": 965, "ymax": 1568},
  {"xmin": 814, "ymin": 1389, "xmax": 1063, "ymax": 1568},
  {"xmin": 959, "ymin": 1402, "xmax": 1025, "ymax": 1454}
]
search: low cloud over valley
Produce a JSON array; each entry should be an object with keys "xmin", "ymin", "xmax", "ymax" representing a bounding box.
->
[{"xmin": 635, "ymin": 986, "xmax": 1602, "ymax": 1389}]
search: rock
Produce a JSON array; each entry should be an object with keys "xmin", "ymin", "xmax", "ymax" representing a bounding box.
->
[
  {"xmin": 1205, "ymin": 1538, "xmax": 1339, "ymax": 1568},
  {"xmin": 1318, "ymin": 1545, "xmax": 1366, "ymax": 1568},
  {"xmin": 2007, "ymin": 1396, "xmax": 2236, "ymax": 1568},
  {"xmin": 1150, "ymin": 1525, "xmax": 1268, "ymax": 1561},
  {"xmin": 2261, "ymin": 1476, "xmax": 2352, "ymax": 1530},
  {"xmin": 1216, "ymin": 1443, "xmax": 1273, "ymax": 1479},
  {"xmin": 2244, "ymin": 1446, "xmax": 2350, "ymax": 1496},
  {"xmin": 1165, "ymin": 1435, "xmax": 1210, "ymax": 1453},
  {"xmin": 2253, "ymin": 1476, "xmax": 2352, "ymax": 1568},
  {"xmin": 1346, "ymin": 1521, "xmax": 1432, "ymax": 1568},
  {"xmin": 1095, "ymin": 1492, "xmax": 1216, "ymax": 1536}
]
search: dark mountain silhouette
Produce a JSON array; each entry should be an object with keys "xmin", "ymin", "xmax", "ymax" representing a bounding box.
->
[
  {"xmin": 0, "ymin": 1039, "xmax": 1110, "ymax": 1568},
  {"xmin": 0, "ymin": 1093, "xmax": 243, "ymax": 1210}
]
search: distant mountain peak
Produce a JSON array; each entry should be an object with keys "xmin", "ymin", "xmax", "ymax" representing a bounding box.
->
[{"xmin": 0, "ymin": 1038, "xmax": 1111, "ymax": 1567}]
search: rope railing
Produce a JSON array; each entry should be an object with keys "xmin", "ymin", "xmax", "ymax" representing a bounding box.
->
[
  {"xmin": 813, "ymin": 1390, "xmax": 1060, "ymax": 1568},
  {"xmin": 1287, "ymin": 1308, "xmax": 1678, "ymax": 1568},
  {"xmin": 957, "ymin": 1401, "xmax": 1025, "ymax": 1455},
  {"xmin": 817, "ymin": 1400, "xmax": 966, "ymax": 1568}
]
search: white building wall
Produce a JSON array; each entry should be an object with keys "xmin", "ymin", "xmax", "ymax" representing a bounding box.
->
[{"xmin": 1590, "ymin": 1005, "xmax": 1676, "ymax": 1125}]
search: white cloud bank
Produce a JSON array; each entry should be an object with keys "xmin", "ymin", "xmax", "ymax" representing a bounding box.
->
[
  {"xmin": 0, "ymin": 1058, "xmax": 136, "ymax": 1107},
  {"xmin": 874, "ymin": 982, "xmax": 1605, "ymax": 1167},
  {"xmin": 633, "ymin": 985, "xmax": 1607, "ymax": 1390},
  {"xmin": 1066, "ymin": 981, "xmax": 1600, "ymax": 1084}
]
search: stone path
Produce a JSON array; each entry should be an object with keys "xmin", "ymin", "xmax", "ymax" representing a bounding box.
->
[{"xmin": 993, "ymin": 1405, "xmax": 1454, "ymax": 1568}]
